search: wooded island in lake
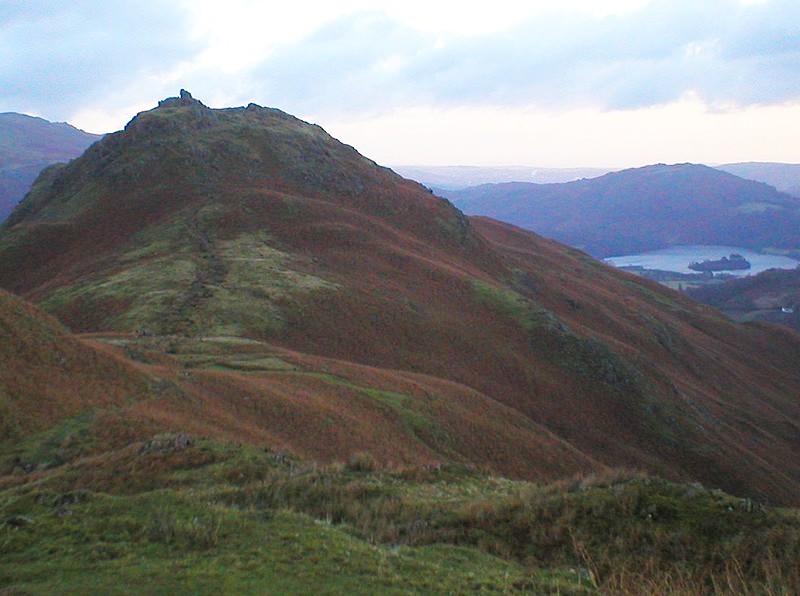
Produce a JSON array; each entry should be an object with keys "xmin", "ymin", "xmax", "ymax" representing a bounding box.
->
[{"xmin": 689, "ymin": 253, "xmax": 752, "ymax": 272}]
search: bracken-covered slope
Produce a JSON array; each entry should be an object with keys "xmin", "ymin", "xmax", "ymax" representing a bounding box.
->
[
  {"xmin": 0, "ymin": 112, "xmax": 100, "ymax": 221},
  {"xmin": 0, "ymin": 287, "xmax": 593, "ymax": 482},
  {"xmin": 2, "ymin": 92, "xmax": 800, "ymax": 505},
  {"xmin": 0, "ymin": 286, "xmax": 150, "ymax": 444},
  {"xmin": 444, "ymin": 163, "xmax": 800, "ymax": 257}
]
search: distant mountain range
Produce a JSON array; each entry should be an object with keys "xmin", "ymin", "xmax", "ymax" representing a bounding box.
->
[
  {"xmin": 394, "ymin": 162, "xmax": 800, "ymax": 197},
  {"xmin": 443, "ymin": 163, "xmax": 800, "ymax": 258},
  {"xmin": 717, "ymin": 162, "xmax": 800, "ymax": 197},
  {"xmin": 393, "ymin": 164, "xmax": 612, "ymax": 190},
  {"xmin": 0, "ymin": 113, "xmax": 100, "ymax": 221}
]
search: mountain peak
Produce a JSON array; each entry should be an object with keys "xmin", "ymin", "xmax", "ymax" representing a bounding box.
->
[
  {"xmin": 3, "ymin": 92, "xmax": 484, "ymax": 276},
  {"xmin": 620, "ymin": 162, "xmax": 710, "ymax": 176}
]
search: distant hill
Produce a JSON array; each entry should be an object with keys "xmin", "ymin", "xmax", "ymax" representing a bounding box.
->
[
  {"xmin": 687, "ymin": 267, "xmax": 800, "ymax": 331},
  {"xmin": 393, "ymin": 164, "xmax": 612, "ymax": 190},
  {"xmin": 0, "ymin": 112, "xmax": 100, "ymax": 221},
  {"xmin": 444, "ymin": 163, "xmax": 800, "ymax": 258},
  {"xmin": 3, "ymin": 93, "xmax": 800, "ymax": 506},
  {"xmin": 717, "ymin": 162, "xmax": 800, "ymax": 197}
]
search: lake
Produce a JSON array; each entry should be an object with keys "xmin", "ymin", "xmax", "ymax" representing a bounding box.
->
[{"xmin": 605, "ymin": 245, "xmax": 800, "ymax": 276}]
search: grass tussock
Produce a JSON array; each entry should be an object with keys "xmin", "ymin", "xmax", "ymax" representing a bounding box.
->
[
  {"xmin": 345, "ymin": 451, "xmax": 380, "ymax": 473},
  {"xmin": 211, "ymin": 448, "xmax": 800, "ymax": 593},
  {"xmin": 146, "ymin": 507, "xmax": 226, "ymax": 550}
]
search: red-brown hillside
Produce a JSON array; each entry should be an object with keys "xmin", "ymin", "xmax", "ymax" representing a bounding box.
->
[
  {"xmin": 2, "ymin": 92, "xmax": 800, "ymax": 504},
  {"xmin": 0, "ymin": 288, "xmax": 150, "ymax": 439},
  {"xmin": 0, "ymin": 287, "xmax": 595, "ymax": 483}
]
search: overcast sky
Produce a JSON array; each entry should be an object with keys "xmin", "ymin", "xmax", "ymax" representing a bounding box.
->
[{"xmin": 1, "ymin": 0, "xmax": 798, "ymax": 167}]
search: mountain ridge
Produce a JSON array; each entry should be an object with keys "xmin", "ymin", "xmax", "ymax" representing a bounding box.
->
[{"xmin": 393, "ymin": 164, "xmax": 613, "ymax": 190}]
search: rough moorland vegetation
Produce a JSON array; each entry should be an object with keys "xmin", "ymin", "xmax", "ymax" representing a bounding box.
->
[{"xmin": 3, "ymin": 440, "xmax": 799, "ymax": 594}]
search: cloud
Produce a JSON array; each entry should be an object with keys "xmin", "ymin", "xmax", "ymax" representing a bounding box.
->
[
  {"xmin": 0, "ymin": 0, "xmax": 201, "ymax": 118},
  {"xmin": 245, "ymin": 12, "xmax": 427, "ymax": 113},
  {"xmin": 247, "ymin": 0, "xmax": 800, "ymax": 115},
  {"xmin": 2, "ymin": 0, "xmax": 797, "ymax": 131}
]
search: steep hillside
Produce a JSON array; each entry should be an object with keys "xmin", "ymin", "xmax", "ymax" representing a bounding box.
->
[
  {"xmin": 3, "ymin": 93, "xmax": 800, "ymax": 506},
  {"xmin": 0, "ymin": 288, "xmax": 592, "ymax": 482},
  {"xmin": 0, "ymin": 287, "xmax": 150, "ymax": 446},
  {"xmin": 0, "ymin": 113, "xmax": 100, "ymax": 221},
  {"xmin": 445, "ymin": 163, "xmax": 800, "ymax": 257}
]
